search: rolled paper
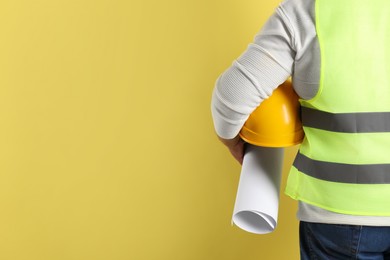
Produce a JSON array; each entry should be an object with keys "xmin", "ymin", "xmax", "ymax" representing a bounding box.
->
[{"xmin": 232, "ymin": 144, "xmax": 284, "ymax": 234}]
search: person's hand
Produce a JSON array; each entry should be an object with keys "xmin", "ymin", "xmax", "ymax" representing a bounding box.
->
[{"xmin": 218, "ymin": 135, "xmax": 245, "ymax": 165}]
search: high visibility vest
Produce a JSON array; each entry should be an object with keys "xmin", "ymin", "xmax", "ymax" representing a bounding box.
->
[{"xmin": 285, "ymin": 0, "xmax": 390, "ymax": 216}]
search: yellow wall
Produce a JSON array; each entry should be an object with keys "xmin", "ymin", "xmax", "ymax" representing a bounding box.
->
[{"xmin": 0, "ymin": 0, "xmax": 299, "ymax": 259}]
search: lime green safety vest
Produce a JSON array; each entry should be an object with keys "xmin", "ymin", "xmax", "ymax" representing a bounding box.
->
[{"xmin": 285, "ymin": 0, "xmax": 390, "ymax": 216}]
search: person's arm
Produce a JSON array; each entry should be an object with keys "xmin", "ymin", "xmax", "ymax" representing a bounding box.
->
[{"xmin": 211, "ymin": 3, "xmax": 296, "ymax": 163}]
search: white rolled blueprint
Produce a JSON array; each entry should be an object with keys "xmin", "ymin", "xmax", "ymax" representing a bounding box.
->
[{"xmin": 232, "ymin": 144, "xmax": 284, "ymax": 234}]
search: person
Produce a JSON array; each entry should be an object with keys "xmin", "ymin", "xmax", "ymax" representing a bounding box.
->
[{"xmin": 211, "ymin": 0, "xmax": 390, "ymax": 259}]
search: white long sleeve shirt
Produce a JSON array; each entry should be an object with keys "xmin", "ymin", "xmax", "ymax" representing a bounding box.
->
[{"xmin": 212, "ymin": 0, "xmax": 390, "ymax": 226}]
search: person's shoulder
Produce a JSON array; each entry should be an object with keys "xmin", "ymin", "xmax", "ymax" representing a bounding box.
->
[
  {"xmin": 279, "ymin": 0, "xmax": 314, "ymax": 14},
  {"xmin": 280, "ymin": 0, "xmax": 314, "ymax": 7},
  {"xmin": 277, "ymin": 0, "xmax": 315, "ymax": 22}
]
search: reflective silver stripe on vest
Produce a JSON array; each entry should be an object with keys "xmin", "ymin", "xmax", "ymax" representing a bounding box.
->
[
  {"xmin": 301, "ymin": 107, "xmax": 390, "ymax": 133},
  {"xmin": 294, "ymin": 152, "xmax": 390, "ymax": 184}
]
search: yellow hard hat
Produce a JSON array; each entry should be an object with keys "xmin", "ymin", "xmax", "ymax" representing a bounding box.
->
[{"xmin": 239, "ymin": 80, "xmax": 304, "ymax": 147}]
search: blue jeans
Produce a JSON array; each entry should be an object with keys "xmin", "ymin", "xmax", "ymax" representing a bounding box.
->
[{"xmin": 300, "ymin": 222, "xmax": 390, "ymax": 260}]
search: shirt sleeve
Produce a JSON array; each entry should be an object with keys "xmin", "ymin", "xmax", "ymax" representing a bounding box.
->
[{"xmin": 211, "ymin": 5, "xmax": 296, "ymax": 139}]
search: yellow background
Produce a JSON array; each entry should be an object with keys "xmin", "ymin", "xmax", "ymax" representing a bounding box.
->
[{"xmin": 0, "ymin": 0, "xmax": 299, "ymax": 259}]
